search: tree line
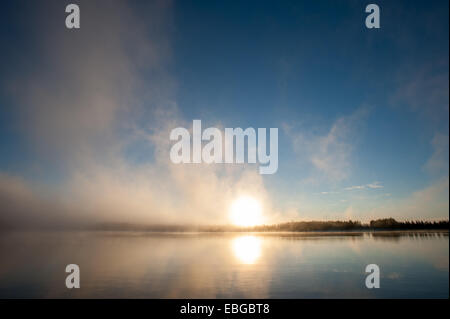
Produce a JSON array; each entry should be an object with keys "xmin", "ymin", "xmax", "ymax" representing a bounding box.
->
[{"xmin": 247, "ymin": 218, "xmax": 449, "ymax": 232}]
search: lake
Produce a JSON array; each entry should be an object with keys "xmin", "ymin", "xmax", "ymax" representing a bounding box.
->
[{"xmin": 0, "ymin": 231, "xmax": 448, "ymax": 298}]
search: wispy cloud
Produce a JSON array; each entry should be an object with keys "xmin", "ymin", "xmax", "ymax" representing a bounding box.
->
[
  {"xmin": 366, "ymin": 181, "xmax": 384, "ymax": 189},
  {"xmin": 424, "ymin": 132, "xmax": 449, "ymax": 177},
  {"xmin": 286, "ymin": 107, "xmax": 370, "ymax": 183},
  {"xmin": 367, "ymin": 177, "xmax": 449, "ymax": 220},
  {"xmin": 344, "ymin": 181, "xmax": 383, "ymax": 191},
  {"xmin": 344, "ymin": 185, "xmax": 366, "ymax": 191},
  {"xmin": 391, "ymin": 60, "xmax": 449, "ymax": 125}
]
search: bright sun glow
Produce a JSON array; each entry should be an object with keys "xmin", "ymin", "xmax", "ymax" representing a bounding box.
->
[
  {"xmin": 232, "ymin": 235, "xmax": 262, "ymax": 264},
  {"xmin": 229, "ymin": 196, "xmax": 263, "ymax": 227}
]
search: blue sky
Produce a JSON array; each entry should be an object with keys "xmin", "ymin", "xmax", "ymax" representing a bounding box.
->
[{"xmin": 0, "ymin": 0, "xmax": 448, "ymax": 226}]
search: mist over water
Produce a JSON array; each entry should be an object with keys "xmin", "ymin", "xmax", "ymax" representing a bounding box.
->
[{"xmin": 0, "ymin": 231, "xmax": 447, "ymax": 298}]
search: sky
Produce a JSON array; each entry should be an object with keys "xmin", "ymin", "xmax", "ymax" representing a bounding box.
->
[{"xmin": 0, "ymin": 0, "xmax": 448, "ymax": 228}]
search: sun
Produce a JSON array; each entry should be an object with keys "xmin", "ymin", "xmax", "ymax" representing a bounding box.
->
[{"xmin": 229, "ymin": 196, "xmax": 263, "ymax": 227}]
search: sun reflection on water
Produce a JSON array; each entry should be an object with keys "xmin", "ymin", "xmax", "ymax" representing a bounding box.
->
[{"xmin": 232, "ymin": 235, "xmax": 262, "ymax": 264}]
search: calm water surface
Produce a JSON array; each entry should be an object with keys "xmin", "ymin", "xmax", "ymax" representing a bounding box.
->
[{"xmin": 0, "ymin": 231, "xmax": 448, "ymax": 298}]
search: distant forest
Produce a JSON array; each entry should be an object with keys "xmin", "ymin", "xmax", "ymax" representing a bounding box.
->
[{"xmin": 246, "ymin": 218, "xmax": 449, "ymax": 232}]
